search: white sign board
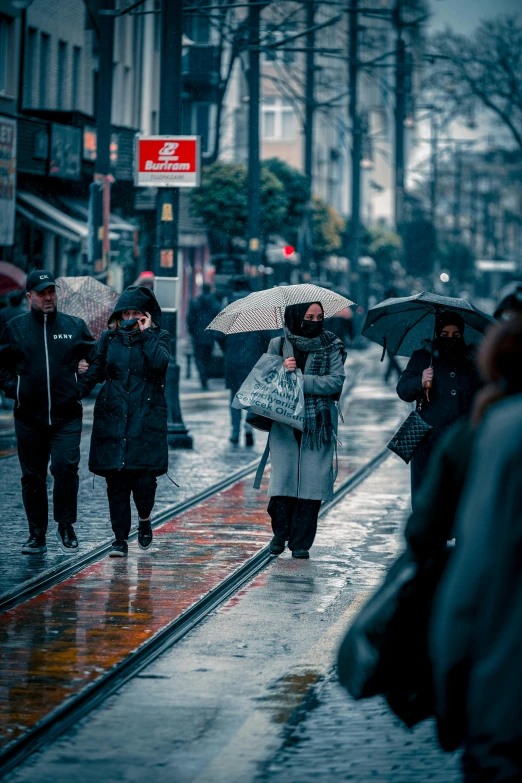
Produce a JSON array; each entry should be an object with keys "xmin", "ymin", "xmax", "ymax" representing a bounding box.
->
[
  {"xmin": 135, "ymin": 136, "xmax": 200, "ymax": 188},
  {"xmin": 0, "ymin": 117, "xmax": 17, "ymax": 246}
]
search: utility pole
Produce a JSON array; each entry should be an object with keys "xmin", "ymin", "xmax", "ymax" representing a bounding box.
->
[
  {"xmin": 302, "ymin": 0, "xmax": 316, "ymax": 276},
  {"xmin": 348, "ymin": 0, "xmax": 362, "ymax": 290},
  {"xmin": 393, "ymin": 0, "xmax": 406, "ymax": 234},
  {"xmin": 247, "ymin": 0, "xmax": 261, "ymax": 272},
  {"xmin": 429, "ymin": 112, "xmax": 438, "ymax": 227},
  {"xmin": 89, "ymin": 0, "xmax": 115, "ymax": 276},
  {"xmin": 453, "ymin": 143, "xmax": 462, "ymax": 240},
  {"xmin": 154, "ymin": 0, "xmax": 192, "ymax": 448}
]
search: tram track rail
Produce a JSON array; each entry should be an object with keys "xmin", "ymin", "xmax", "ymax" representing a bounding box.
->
[
  {"xmin": 0, "ymin": 360, "xmax": 370, "ymax": 616},
  {"xmin": 0, "ymin": 442, "xmax": 389, "ymax": 778}
]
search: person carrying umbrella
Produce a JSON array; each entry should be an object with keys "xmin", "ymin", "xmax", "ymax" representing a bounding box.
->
[
  {"xmin": 77, "ymin": 286, "xmax": 170, "ymax": 557},
  {"xmin": 396, "ymin": 311, "xmax": 481, "ymax": 504},
  {"xmin": 207, "ymin": 283, "xmax": 352, "ymax": 559},
  {"xmin": 265, "ymin": 301, "xmax": 346, "ymax": 559}
]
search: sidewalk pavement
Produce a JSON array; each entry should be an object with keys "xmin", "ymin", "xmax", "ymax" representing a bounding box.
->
[{"xmin": 0, "ymin": 348, "xmax": 382, "ymax": 598}]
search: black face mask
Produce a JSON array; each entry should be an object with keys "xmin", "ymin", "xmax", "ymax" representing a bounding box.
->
[
  {"xmin": 119, "ymin": 318, "xmax": 139, "ymax": 332},
  {"xmin": 300, "ymin": 320, "xmax": 323, "ymax": 339},
  {"xmin": 435, "ymin": 336, "xmax": 465, "ymax": 360}
]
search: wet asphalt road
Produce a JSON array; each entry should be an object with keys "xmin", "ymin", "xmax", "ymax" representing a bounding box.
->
[{"xmin": 3, "ymin": 350, "xmax": 462, "ymax": 783}]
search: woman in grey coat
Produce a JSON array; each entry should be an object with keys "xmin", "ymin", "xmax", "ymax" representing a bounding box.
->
[{"xmin": 265, "ymin": 302, "xmax": 346, "ymax": 559}]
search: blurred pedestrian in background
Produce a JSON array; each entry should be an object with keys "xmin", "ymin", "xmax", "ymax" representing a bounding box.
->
[
  {"xmin": 266, "ymin": 302, "xmax": 346, "ymax": 559},
  {"xmin": 431, "ymin": 315, "xmax": 522, "ymax": 783},
  {"xmin": 78, "ymin": 286, "xmax": 170, "ymax": 558},
  {"xmin": 397, "ymin": 312, "xmax": 481, "ymax": 506},
  {"xmin": 493, "ymin": 287, "xmax": 522, "ymax": 322},
  {"xmin": 223, "ymin": 276, "xmax": 269, "ymax": 446},
  {"xmin": 0, "ymin": 270, "xmax": 96, "ymax": 555},
  {"xmin": 187, "ymin": 283, "xmax": 221, "ymax": 390}
]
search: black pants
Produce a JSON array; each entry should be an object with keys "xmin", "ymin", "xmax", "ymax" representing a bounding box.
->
[
  {"xmin": 268, "ymin": 496, "xmax": 321, "ymax": 552},
  {"xmin": 15, "ymin": 417, "xmax": 82, "ymax": 536},
  {"xmin": 194, "ymin": 343, "xmax": 213, "ymax": 387},
  {"xmin": 105, "ymin": 471, "xmax": 157, "ymax": 541}
]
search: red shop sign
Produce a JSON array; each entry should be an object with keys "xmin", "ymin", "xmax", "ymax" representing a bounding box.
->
[{"xmin": 135, "ymin": 135, "xmax": 201, "ymax": 188}]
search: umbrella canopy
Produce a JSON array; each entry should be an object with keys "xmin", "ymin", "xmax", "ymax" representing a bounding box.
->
[
  {"xmin": 0, "ymin": 262, "xmax": 26, "ymax": 296},
  {"xmin": 362, "ymin": 291, "xmax": 496, "ymax": 358},
  {"xmin": 207, "ymin": 283, "xmax": 355, "ymax": 334},
  {"xmin": 56, "ymin": 276, "xmax": 119, "ymax": 341}
]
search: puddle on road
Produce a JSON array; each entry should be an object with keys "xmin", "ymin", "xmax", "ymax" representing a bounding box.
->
[{"xmin": 258, "ymin": 669, "xmax": 322, "ymax": 725}]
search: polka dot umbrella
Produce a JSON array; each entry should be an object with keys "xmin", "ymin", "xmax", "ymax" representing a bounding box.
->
[
  {"xmin": 56, "ymin": 276, "xmax": 120, "ymax": 341},
  {"xmin": 207, "ymin": 284, "xmax": 355, "ymax": 334}
]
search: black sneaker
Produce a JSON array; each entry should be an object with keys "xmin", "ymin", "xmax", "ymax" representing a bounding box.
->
[
  {"xmin": 138, "ymin": 521, "xmax": 153, "ymax": 550},
  {"xmin": 22, "ymin": 534, "xmax": 47, "ymax": 555},
  {"xmin": 109, "ymin": 540, "xmax": 128, "ymax": 557},
  {"xmin": 245, "ymin": 432, "xmax": 254, "ymax": 447},
  {"xmin": 269, "ymin": 537, "xmax": 285, "ymax": 555},
  {"xmin": 56, "ymin": 524, "xmax": 79, "ymax": 554},
  {"xmin": 292, "ymin": 549, "xmax": 310, "ymax": 559}
]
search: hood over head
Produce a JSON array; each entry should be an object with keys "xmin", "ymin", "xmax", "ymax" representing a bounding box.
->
[
  {"xmin": 109, "ymin": 286, "xmax": 162, "ymax": 328},
  {"xmin": 436, "ymin": 311, "xmax": 465, "ymax": 336}
]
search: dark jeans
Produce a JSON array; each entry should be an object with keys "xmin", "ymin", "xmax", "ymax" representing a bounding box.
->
[
  {"xmin": 105, "ymin": 471, "xmax": 157, "ymax": 541},
  {"xmin": 194, "ymin": 343, "xmax": 213, "ymax": 387},
  {"xmin": 268, "ymin": 496, "xmax": 321, "ymax": 552},
  {"xmin": 15, "ymin": 417, "xmax": 82, "ymax": 536}
]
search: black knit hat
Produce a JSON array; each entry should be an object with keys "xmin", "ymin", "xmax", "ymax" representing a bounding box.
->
[{"xmin": 436, "ymin": 311, "xmax": 465, "ymax": 335}]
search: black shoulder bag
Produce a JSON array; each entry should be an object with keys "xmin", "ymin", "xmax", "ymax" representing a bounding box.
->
[{"xmin": 387, "ymin": 396, "xmax": 433, "ymax": 464}]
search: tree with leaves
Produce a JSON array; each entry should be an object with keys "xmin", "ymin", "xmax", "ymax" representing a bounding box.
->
[
  {"xmin": 191, "ymin": 161, "xmax": 288, "ymax": 249},
  {"xmin": 312, "ymin": 198, "xmax": 345, "ymax": 261},
  {"xmin": 428, "ymin": 15, "xmax": 522, "ymax": 151}
]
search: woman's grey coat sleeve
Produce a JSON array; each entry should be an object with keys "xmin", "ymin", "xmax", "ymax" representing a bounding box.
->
[{"xmin": 302, "ymin": 347, "xmax": 345, "ymax": 396}]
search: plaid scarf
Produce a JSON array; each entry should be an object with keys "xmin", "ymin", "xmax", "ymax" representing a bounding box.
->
[{"xmin": 285, "ymin": 329, "xmax": 347, "ymax": 450}]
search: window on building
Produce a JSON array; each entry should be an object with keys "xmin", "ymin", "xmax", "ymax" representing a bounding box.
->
[
  {"xmin": 93, "ymin": 69, "xmax": 99, "ymax": 116},
  {"xmin": 39, "ymin": 33, "xmax": 50, "ymax": 107},
  {"xmin": 185, "ymin": 14, "xmax": 210, "ymax": 44},
  {"xmin": 72, "ymin": 47, "xmax": 81, "ymax": 110},
  {"xmin": 261, "ymin": 96, "xmax": 297, "ymax": 140},
  {"xmin": 24, "ymin": 27, "xmax": 37, "ymax": 106},
  {"xmin": 150, "ymin": 110, "xmax": 158, "ymax": 134},
  {"xmin": 57, "ymin": 41, "xmax": 68, "ymax": 109},
  {"xmin": 262, "ymin": 23, "xmax": 295, "ymax": 65},
  {"xmin": 194, "ymin": 102, "xmax": 211, "ymax": 155},
  {"xmin": 0, "ymin": 15, "xmax": 13, "ymax": 96},
  {"xmin": 123, "ymin": 66, "xmax": 131, "ymax": 126}
]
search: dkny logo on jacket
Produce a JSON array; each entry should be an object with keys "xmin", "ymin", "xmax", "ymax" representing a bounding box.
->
[{"xmin": 53, "ymin": 334, "xmax": 73, "ymax": 339}]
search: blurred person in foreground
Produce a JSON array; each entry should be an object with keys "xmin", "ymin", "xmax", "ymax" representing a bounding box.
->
[
  {"xmin": 430, "ymin": 316, "xmax": 522, "ymax": 782},
  {"xmin": 187, "ymin": 283, "xmax": 221, "ymax": 390},
  {"xmin": 223, "ymin": 276, "xmax": 269, "ymax": 446},
  {"xmin": 397, "ymin": 312, "xmax": 481, "ymax": 507}
]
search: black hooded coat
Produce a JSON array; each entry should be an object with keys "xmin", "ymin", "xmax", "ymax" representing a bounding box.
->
[{"xmin": 78, "ymin": 286, "xmax": 170, "ymax": 476}]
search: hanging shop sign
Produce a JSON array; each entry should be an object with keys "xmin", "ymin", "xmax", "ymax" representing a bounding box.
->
[
  {"xmin": 134, "ymin": 135, "xmax": 200, "ymax": 187},
  {"xmin": 49, "ymin": 124, "xmax": 81, "ymax": 180},
  {"xmin": 0, "ymin": 116, "xmax": 17, "ymax": 247}
]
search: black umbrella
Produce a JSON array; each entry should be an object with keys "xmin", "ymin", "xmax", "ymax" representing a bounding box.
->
[{"xmin": 362, "ymin": 291, "xmax": 496, "ymax": 358}]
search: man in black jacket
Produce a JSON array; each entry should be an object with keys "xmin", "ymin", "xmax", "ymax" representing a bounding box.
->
[{"xmin": 0, "ymin": 270, "xmax": 96, "ymax": 554}]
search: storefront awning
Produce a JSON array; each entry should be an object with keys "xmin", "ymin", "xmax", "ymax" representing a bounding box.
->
[
  {"xmin": 58, "ymin": 197, "xmax": 138, "ymax": 234},
  {"xmin": 17, "ymin": 191, "xmax": 119, "ymax": 242}
]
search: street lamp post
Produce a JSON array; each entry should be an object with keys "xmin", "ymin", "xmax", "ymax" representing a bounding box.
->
[
  {"xmin": 247, "ymin": 0, "xmax": 261, "ymax": 272},
  {"xmin": 154, "ymin": 0, "xmax": 192, "ymax": 449},
  {"xmin": 348, "ymin": 0, "xmax": 362, "ymax": 289}
]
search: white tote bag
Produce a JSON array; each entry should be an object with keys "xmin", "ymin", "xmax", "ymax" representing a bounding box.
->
[{"xmin": 232, "ymin": 353, "xmax": 305, "ymax": 431}]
